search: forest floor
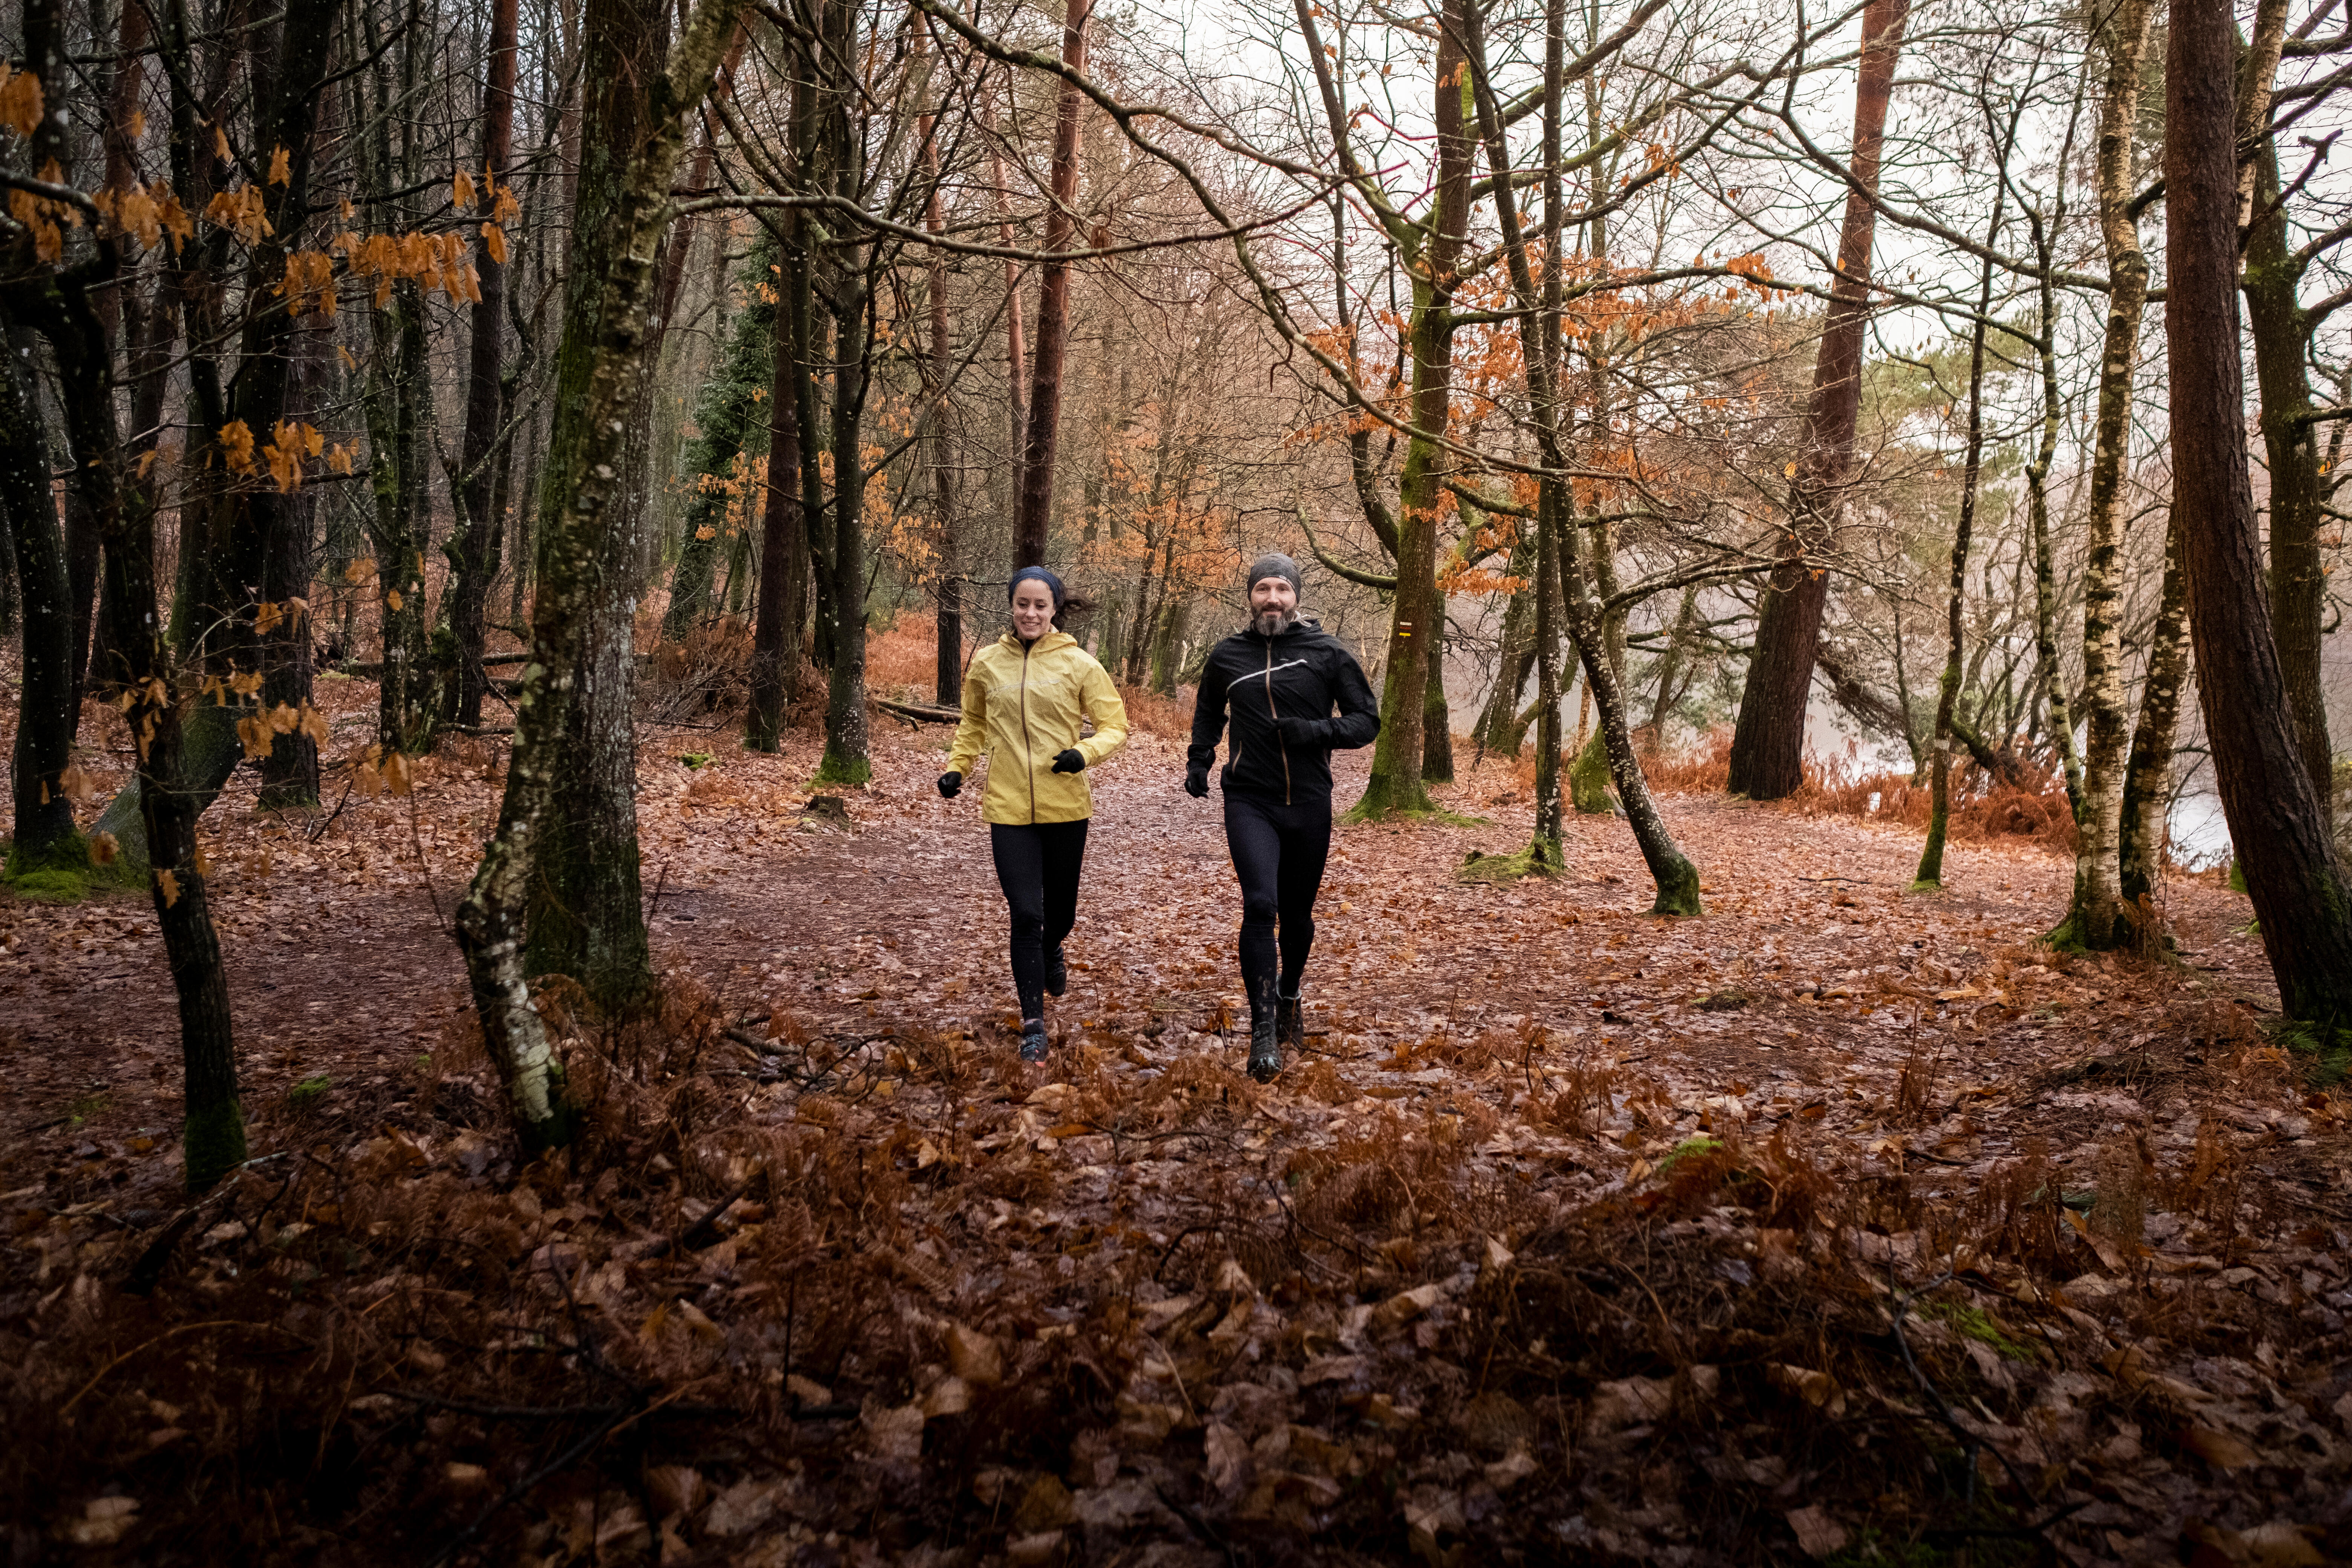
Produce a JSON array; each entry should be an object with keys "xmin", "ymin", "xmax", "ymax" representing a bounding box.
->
[{"xmin": 3, "ymin": 672, "xmax": 2349, "ymax": 1566}]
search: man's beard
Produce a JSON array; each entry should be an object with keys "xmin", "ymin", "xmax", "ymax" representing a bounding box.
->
[{"xmin": 1253, "ymin": 608, "xmax": 1289, "ymax": 636}]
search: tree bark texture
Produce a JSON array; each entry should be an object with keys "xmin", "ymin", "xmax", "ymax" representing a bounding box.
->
[
  {"xmin": 2164, "ymin": 0, "xmax": 2352, "ymax": 1028},
  {"xmin": 2055, "ymin": 0, "xmax": 2155, "ymax": 950},
  {"xmin": 1011, "ymin": 0, "xmax": 1090, "ymax": 571},
  {"xmin": 523, "ymin": 0, "xmax": 678, "ymax": 1006},
  {"xmin": 451, "ymin": 0, "xmax": 521, "ymax": 730},
  {"xmin": 2243, "ymin": 135, "xmax": 2334, "ymax": 825},
  {"xmin": 1724, "ymin": 0, "xmax": 1909, "ymax": 801},
  {"xmin": 746, "ymin": 228, "xmax": 808, "ymax": 752},
  {"xmin": 457, "ymin": 0, "xmax": 747, "ymax": 1147},
  {"xmin": 0, "ymin": 315, "xmax": 80, "ymax": 870},
  {"xmin": 1352, "ymin": 0, "xmax": 1469, "ymax": 819},
  {"xmin": 33, "ymin": 214, "xmax": 245, "ymax": 1187},
  {"xmin": 815, "ymin": 0, "xmax": 871, "ymax": 785},
  {"xmin": 2117, "ymin": 530, "xmax": 2190, "ymax": 917}
]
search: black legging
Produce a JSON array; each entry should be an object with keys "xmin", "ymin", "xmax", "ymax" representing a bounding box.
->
[
  {"xmin": 990, "ymin": 820, "xmax": 1090, "ymax": 1024},
  {"xmin": 1222, "ymin": 792, "xmax": 1332, "ymax": 1020}
]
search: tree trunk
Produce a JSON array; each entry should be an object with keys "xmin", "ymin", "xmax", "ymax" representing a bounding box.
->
[
  {"xmin": 1464, "ymin": 0, "xmax": 1697, "ymax": 910},
  {"xmin": 2117, "ymin": 531, "xmax": 2190, "ymax": 920},
  {"xmin": 1422, "ymin": 625, "xmax": 1453, "ymax": 781},
  {"xmin": 984, "ymin": 89, "xmax": 1027, "ymax": 537},
  {"xmin": 1475, "ymin": 534, "xmax": 1538, "ymax": 756},
  {"xmin": 1353, "ymin": 0, "xmax": 1469, "ymax": 819},
  {"xmin": 662, "ymin": 242, "xmax": 773, "ymax": 643},
  {"xmin": 523, "ymin": 0, "xmax": 676, "ymax": 1008},
  {"xmin": 28, "ymin": 187, "xmax": 245, "ymax": 1188},
  {"xmin": 2243, "ymin": 134, "xmax": 2334, "ymax": 826},
  {"xmin": 456, "ymin": 0, "xmax": 747, "ymax": 1146},
  {"xmin": 922, "ymin": 101, "xmax": 961, "ymax": 706},
  {"xmin": 451, "ymin": 0, "xmax": 521, "ymax": 731},
  {"xmin": 2021, "ymin": 208, "xmax": 2083, "ymax": 820},
  {"xmin": 1724, "ymin": 0, "xmax": 1909, "ymax": 800},
  {"xmin": 364, "ymin": 282, "xmax": 436, "ymax": 752},
  {"xmin": 1011, "ymin": 0, "xmax": 1090, "ymax": 571},
  {"xmin": 0, "ymin": 313, "xmax": 80, "ymax": 872},
  {"xmin": 814, "ymin": 0, "xmax": 870, "ymax": 786},
  {"xmin": 746, "ymin": 230, "xmax": 808, "ymax": 752},
  {"xmin": 2053, "ymin": 0, "xmax": 2156, "ymax": 950},
  {"xmin": 2164, "ymin": 0, "xmax": 2352, "ymax": 1029},
  {"xmin": 1916, "ymin": 256, "xmax": 1997, "ymax": 891}
]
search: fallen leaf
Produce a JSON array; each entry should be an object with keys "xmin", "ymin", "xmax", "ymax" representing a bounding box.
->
[
  {"xmin": 1786, "ymin": 1504, "xmax": 1849, "ymax": 1559},
  {"xmin": 2179, "ymin": 1424, "xmax": 2258, "ymax": 1470}
]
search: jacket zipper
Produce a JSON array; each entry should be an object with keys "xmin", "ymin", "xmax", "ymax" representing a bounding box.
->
[
  {"xmin": 1020, "ymin": 640, "xmax": 1037, "ymax": 823},
  {"xmin": 1266, "ymin": 638, "xmax": 1291, "ymax": 805}
]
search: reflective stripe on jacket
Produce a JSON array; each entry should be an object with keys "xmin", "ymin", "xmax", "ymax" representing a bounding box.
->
[{"xmin": 947, "ymin": 631, "xmax": 1130, "ymax": 824}]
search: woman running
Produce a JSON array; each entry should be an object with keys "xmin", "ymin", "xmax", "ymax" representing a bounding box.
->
[{"xmin": 939, "ymin": 567, "xmax": 1129, "ymax": 1061}]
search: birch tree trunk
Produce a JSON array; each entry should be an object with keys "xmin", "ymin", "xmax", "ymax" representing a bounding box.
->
[{"xmin": 2052, "ymin": 0, "xmax": 2154, "ymax": 951}]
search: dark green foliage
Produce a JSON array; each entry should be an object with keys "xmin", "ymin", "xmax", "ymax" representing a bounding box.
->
[{"xmin": 662, "ymin": 235, "xmax": 779, "ymax": 643}]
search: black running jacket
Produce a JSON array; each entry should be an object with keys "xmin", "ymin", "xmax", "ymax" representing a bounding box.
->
[{"xmin": 1186, "ymin": 619, "xmax": 1381, "ymax": 807}]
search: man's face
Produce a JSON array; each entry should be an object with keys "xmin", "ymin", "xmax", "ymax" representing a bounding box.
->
[{"xmin": 1250, "ymin": 576, "xmax": 1297, "ymax": 634}]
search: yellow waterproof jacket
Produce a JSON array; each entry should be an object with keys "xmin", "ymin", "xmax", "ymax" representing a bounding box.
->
[{"xmin": 948, "ymin": 631, "xmax": 1130, "ymax": 824}]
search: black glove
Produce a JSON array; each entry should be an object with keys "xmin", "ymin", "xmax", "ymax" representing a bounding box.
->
[
  {"xmin": 1184, "ymin": 766, "xmax": 1209, "ymax": 799},
  {"xmin": 1275, "ymin": 715, "xmax": 1325, "ymax": 746},
  {"xmin": 1050, "ymin": 749, "xmax": 1087, "ymax": 774},
  {"xmin": 937, "ymin": 770, "xmax": 962, "ymax": 798}
]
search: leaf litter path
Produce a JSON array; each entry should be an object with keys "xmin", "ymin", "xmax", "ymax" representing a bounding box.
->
[{"xmin": 6, "ymin": 711, "xmax": 2352, "ymax": 1564}]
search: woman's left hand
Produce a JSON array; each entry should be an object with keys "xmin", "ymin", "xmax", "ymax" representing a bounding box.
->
[{"xmin": 1050, "ymin": 749, "xmax": 1087, "ymax": 774}]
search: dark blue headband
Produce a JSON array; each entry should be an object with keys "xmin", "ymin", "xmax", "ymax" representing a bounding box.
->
[{"xmin": 1008, "ymin": 566, "xmax": 1066, "ymax": 608}]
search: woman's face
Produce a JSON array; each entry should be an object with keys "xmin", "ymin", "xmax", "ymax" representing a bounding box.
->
[{"xmin": 1011, "ymin": 580, "xmax": 1057, "ymax": 641}]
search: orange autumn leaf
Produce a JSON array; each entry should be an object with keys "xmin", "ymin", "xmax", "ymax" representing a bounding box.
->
[
  {"xmin": 268, "ymin": 144, "xmax": 292, "ymax": 185},
  {"xmin": 218, "ymin": 419, "xmax": 257, "ymax": 475},
  {"xmin": 0, "ymin": 64, "xmax": 42, "ymax": 139}
]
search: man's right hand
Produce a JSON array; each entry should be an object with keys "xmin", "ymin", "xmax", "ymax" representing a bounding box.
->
[
  {"xmin": 937, "ymin": 771, "xmax": 962, "ymax": 799},
  {"xmin": 1184, "ymin": 766, "xmax": 1209, "ymax": 799}
]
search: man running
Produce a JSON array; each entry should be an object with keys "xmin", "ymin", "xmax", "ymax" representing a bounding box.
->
[{"xmin": 1186, "ymin": 554, "xmax": 1381, "ymax": 1081}]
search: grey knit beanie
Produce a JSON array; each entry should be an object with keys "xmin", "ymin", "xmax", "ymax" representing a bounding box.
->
[{"xmin": 1247, "ymin": 553, "xmax": 1303, "ymax": 596}]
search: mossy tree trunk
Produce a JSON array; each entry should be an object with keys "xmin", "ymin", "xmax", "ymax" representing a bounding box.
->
[
  {"xmin": 522, "ymin": 0, "xmax": 678, "ymax": 1009},
  {"xmin": 28, "ymin": 187, "xmax": 245, "ymax": 1188},
  {"xmin": 456, "ymin": 0, "xmax": 747, "ymax": 1146},
  {"xmin": 1348, "ymin": 0, "xmax": 1467, "ymax": 821},
  {"xmin": 2244, "ymin": 122, "xmax": 2335, "ymax": 829},
  {"xmin": 2165, "ymin": 0, "xmax": 2352, "ymax": 1029}
]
